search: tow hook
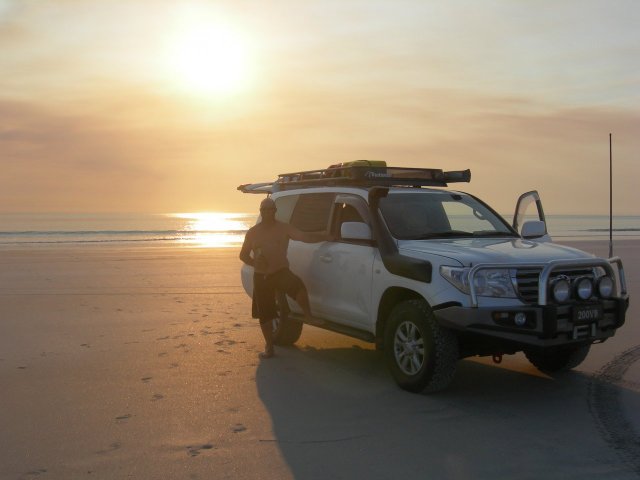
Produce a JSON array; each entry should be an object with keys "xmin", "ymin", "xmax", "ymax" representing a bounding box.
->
[{"xmin": 492, "ymin": 354, "xmax": 503, "ymax": 364}]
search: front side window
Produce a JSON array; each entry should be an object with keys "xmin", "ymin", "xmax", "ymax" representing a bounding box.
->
[{"xmin": 379, "ymin": 192, "xmax": 515, "ymax": 240}]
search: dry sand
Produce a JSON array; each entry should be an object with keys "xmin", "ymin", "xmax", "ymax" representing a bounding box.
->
[{"xmin": 0, "ymin": 240, "xmax": 638, "ymax": 479}]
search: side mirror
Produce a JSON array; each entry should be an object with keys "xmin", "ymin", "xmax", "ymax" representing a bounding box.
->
[
  {"xmin": 341, "ymin": 222, "xmax": 372, "ymax": 241},
  {"xmin": 521, "ymin": 220, "xmax": 547, "ymax": 239}
]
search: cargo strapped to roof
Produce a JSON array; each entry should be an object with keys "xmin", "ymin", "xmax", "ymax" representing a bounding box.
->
[{"xmin": 238, "ymin": 162, "xmax": 471, "ymax": 194}]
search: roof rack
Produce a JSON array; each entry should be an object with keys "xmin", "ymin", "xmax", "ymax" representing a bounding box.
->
[{"xmin": 238, "ymin": 162, "xmax": 471, "ymax": 194}]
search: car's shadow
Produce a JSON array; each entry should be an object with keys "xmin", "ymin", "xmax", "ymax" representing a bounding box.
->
[{"xmin": 256, "ymin": 344, "xmax": 640, "ymax": 480}]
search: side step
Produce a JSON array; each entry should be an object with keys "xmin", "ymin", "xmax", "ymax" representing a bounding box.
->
[{"xmin": 289, "ymin": 313, "xmax": 375, "ymax": 343}]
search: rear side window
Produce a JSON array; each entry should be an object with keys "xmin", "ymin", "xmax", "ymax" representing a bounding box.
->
[
  {"xmin": 290, "ymin": 193, "xmax": 335, "ymax": 232},
  {"xmin": 274, "ymin": 195, "xmax": 298, "ymax": 223}
]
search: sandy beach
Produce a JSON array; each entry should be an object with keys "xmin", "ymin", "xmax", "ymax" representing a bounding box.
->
[{"xmin": 0, "ymin": 240, "xmax": 638, "ymax": 479}]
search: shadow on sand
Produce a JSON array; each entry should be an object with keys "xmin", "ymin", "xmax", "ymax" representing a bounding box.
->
[{"xmin": 256, "ymin": 345, "xmax": 640, "ymax": 480}]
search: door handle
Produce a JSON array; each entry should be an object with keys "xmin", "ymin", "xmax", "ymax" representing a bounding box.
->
[{"xmin": 320, "ymin": 254, "xmax": 333, "ymax": 263}]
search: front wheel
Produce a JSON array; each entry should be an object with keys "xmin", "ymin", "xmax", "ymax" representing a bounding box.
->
[
  {"xmin": 384, "ymin": 299, "xmax": 459, "ymax": 393},
  {"xmin": 272, "ymin": 292, "xmax": 303, "ymax": 345},
  {"xmin": 525, "ymin": 344, "xmax": 591, "ymax": 373}
]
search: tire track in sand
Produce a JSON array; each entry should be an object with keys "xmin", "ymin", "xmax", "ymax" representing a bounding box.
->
[{"xmin": 588, "ymin": 345, "xmax": 640, "ymax": 475}]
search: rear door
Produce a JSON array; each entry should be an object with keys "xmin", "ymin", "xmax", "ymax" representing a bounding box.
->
[{"xmin": 278, "ymin": 192, "xmax": 335, "ymax": 316}]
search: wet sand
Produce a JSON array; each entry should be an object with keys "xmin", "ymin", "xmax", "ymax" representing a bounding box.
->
[{"xmin": 0, "ymin": 240, "xmax": 638, "ymax": 479}]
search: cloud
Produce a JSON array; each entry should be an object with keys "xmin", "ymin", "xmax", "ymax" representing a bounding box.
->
[
  {"xmin": 0, "ymin": 99, "xmax": 164, "ymax": 211},
  {"xmin": 0, "ymin": 77, "xmax": 637, "ymax": 214},
  {"xmin": 226, "ymin": 84, "xmax": 639, "ymax": 215}
]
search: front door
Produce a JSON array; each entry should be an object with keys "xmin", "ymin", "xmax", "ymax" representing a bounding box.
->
[{"xmin": 307, "ymin": 197, "xmax": 375, "ymax": 328}]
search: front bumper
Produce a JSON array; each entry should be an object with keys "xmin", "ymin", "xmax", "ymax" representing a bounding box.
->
[{"xmin": 435, "ymin": 296, "xmax": 629, "ymax": 348}]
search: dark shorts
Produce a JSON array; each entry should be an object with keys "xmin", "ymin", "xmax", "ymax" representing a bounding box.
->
[{"xmin": 253, "ymin": 268, "xmax": 304, "ymax": 324}]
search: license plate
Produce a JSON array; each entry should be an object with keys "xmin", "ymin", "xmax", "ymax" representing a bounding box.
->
[{"xmin": 573, "ymin": 304, "xmax": 604, "ymax": 323}]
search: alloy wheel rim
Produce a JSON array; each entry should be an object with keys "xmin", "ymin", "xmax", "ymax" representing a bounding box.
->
[{"xmin": 394, "ymin": 321, "xmax": 425, "ymax": 375}]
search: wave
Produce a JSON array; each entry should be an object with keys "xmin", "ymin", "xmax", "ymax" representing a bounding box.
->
[
  {"xmin": 0, "ymin": 237, "xmax": 184, "ymax": 245},
  {"xmin": 584, "ymin": 228, "xmax": 640, "ymax": 232},
  {"xmin": 0, "ymin": 229, "xmax": 249, "ymax": 236},
  {"xmin": 0, "ymin": 229, "xmax": 249, "ymax": 246}
]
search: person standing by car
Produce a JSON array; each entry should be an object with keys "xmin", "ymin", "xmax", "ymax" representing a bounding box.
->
[{"xmin": 239, "ymin": 197, "xmax": 330, "ymax": 359}]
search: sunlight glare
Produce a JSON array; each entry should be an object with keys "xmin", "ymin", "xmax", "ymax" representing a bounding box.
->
[
  {"xmin": 167, "ymin": 21, "xmax": 252, "ymax": 97},
  {"xmin": 171, "ymin": 212, "xmax": 252, "ymax": 248}
]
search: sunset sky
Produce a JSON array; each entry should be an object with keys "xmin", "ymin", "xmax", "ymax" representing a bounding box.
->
[{"xmin": 1, "ymin": 0, "xmax": 638, "ymax": 215}]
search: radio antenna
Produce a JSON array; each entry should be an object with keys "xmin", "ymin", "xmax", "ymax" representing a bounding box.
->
[{"xmin": 609, "ymin": 133, "xmax": 613, "ymax": 258}]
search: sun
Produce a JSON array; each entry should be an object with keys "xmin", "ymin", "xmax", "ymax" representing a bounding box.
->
[{"xmin": 167, "ymin": 21, "xmax": 252, "ymax": 97}]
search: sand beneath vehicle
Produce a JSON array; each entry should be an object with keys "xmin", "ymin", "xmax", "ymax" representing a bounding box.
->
[{"xmin": 0, "ymin": 240, "xmax": 637, "ymax": 479}]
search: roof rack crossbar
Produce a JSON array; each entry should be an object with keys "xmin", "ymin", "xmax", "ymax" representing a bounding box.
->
[{"xmin": 237, "ymin": 164, "xmax": 471, "ymax": 194}]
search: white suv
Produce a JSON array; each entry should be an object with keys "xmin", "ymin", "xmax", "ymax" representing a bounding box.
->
[{"xmin": 239, "ymin": 163, "xmax": 629, "ymax": 393}]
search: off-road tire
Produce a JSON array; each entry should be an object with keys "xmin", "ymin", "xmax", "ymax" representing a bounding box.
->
[
  {"xmin": 525, "ymin": 344, "xmax": 591, "ymax": 373},
  {"xmin": 272, "ymin": 292, "xmax": 303, "ymax": 345},
  {"xmin": 384, "ymin": 299, "xmax": 459, "ymax": 393}
]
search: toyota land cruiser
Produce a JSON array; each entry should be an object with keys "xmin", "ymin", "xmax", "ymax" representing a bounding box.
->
[{"xmin": 238, "ymin": 162, "xmax": 629, "ymax": 393}]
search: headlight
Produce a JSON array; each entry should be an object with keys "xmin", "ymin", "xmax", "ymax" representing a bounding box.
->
[
  {"xmin": 440, "ymin": 266, "xmax": 517, "ymax": 298},
  {"xmin": 477, "ymin": 269, "xmax": 518, "ymax": 298},
  {"xmin": 440, "ymin": 266, "xmax": 471, "ymax": 293},
  {"xmin": 597, "ymin": 276, "xmax": 614, "ymax": 298},
  {"xmin": 551, "ymin": 277, "xmax": 571, "ymax": 303},
  {"xmin": 575, "ymin": 277, "xmax": 594, "ymax": 300}
]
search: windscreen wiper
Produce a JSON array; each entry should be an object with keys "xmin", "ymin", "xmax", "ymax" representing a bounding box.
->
[
  {"xmin": 471, "ymin": 231, "xmax": 519, "ymax": 238},
  {"xmin": 413, "ymin": 230, "xmax": 473, "ymax": 239}
]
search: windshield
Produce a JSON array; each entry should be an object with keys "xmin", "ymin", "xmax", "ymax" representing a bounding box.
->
[{"xmin": 379, "ymin": 192, "xmax": 516, "ymax": 240}]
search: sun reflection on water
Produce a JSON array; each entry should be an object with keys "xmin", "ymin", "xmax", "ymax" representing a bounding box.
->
[{"xmin": 169, "ymin": 212, "xmax": 254, "ymax": 248}]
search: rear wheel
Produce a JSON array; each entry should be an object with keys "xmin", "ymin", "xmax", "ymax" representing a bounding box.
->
[
  {"xmin": 384, "ymin": 299, "xmax": 458, "ymax": 393},
  {"xmin": 525, "ymin": 344, "xmax": 591, "ymax": 373},
  {"xmin": 272, "ymin": 292, "xmax": 303, "ymax": 345}
]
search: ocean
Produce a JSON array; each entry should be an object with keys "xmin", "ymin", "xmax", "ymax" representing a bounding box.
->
[
  {"xmin": 0, "ymin": 212, "xmax": 257, "ymax": 248},
  {"xmin": 0, "ymin": 212, "xmax": 638, "ymax": 248}
]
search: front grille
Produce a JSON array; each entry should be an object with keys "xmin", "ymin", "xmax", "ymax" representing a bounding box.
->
[{"xmin": 515, "ymin": 268, "xmax": 596, "ymax": 304}]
